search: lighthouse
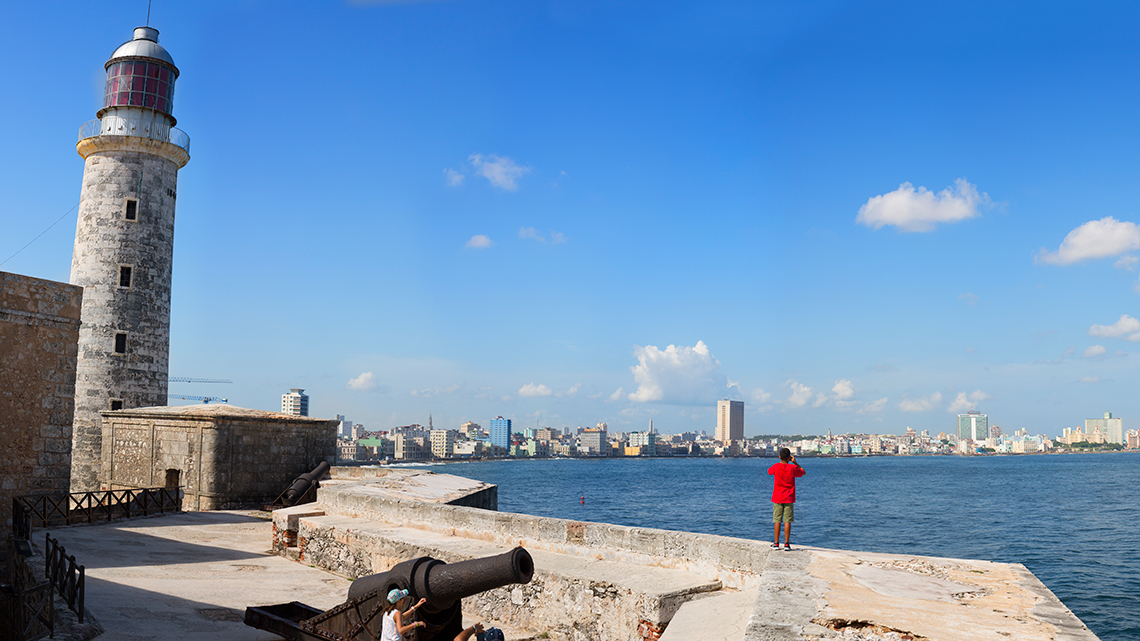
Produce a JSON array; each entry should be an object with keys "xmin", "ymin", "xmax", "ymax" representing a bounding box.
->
[{"xmin": 69, "ymin": 26, "xmax": 190, "ymax": 492}]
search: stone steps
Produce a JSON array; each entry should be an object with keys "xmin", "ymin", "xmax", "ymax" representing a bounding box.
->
[{"xmin": 658, "ymin": 587, "xmax": 758, "ymax": 641}]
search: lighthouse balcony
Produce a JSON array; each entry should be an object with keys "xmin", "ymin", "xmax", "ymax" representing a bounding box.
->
[{"xmin": 79, "ymin": 118, "xmax": 190, "ymax": 153}]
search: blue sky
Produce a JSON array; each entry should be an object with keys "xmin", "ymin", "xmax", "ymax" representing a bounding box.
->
[{"xmin": 4, "ymin": 1, "xmax": 1140, "ymax": 437}]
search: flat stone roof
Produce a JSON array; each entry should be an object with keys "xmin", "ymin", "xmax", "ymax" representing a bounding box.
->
[{"xmin": 100, "ymin": 404, "xmax": 338, "ymax": 424}]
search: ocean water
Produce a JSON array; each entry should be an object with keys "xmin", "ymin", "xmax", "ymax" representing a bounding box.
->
[{"xmin": 430, "ymin": 453, "xmax": 1140, "ymax": 641}]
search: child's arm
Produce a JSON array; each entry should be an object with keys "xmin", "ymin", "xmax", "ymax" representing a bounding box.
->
[{"xmin": 394, "ymin": 599, "xmax": 428, "ymax": 635}]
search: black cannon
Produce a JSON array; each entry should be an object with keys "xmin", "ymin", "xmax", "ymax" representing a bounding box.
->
[
  {"xmin": 245, "ymin": 547, "xmax": 534, "ymax": 641},
  {"xmin": 267, "ymin": 461, "xmax": 330, "ymax": 509}
]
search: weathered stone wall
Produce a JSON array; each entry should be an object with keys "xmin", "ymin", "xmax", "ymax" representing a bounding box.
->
[
  {"xmin": 101, "ymin": 405, "xmax": 336, "ymax": 509},
  {"xmin": 70, "ymin": 142, "xmax": 187, "ymax": 492},
  {"xmin": 0, "ymin": 272, "xmax": 82, "ymax": 530},
  {"xmin": 313, "ymin": 484, "xmax": 768, "ymax": 590}
]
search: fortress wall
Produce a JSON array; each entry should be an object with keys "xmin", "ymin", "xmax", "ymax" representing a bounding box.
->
[
  {"xmin": 0, "ymin": 272, "xmax": 83, "ymax": 532},
  {"xmin": 306, "ymin": 481, "xmax": 768, "ymax": 589}
]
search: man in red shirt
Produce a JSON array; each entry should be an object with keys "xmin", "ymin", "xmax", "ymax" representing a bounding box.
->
[{"xmin": 768, "ymin": 447, "xmax": 806, "ymax": 550}]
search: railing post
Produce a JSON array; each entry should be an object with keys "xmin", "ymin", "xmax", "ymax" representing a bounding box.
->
[{"xmin": 78, "ymin": 564, "xmax": 85, "ymax": 623}]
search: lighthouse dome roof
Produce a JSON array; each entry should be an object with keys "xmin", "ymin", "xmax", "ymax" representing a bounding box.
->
[{"xmin": 108, "ymin": 27, "xmax": 176, "ymax": 68}]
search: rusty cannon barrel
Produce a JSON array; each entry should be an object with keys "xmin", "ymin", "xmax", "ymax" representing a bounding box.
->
[
  {"xmin": 246, "ymin": 547, "xmax": 533, "ymax": 641},
  {"xmin": 324, "ymin": 547, "xmax": 533, "ymax": 640},
  {"xmin": 282, "ymin": 460, "xmax": 329, "ymax": 506}
]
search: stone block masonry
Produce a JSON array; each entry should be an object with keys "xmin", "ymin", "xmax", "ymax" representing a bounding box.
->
[
  {"xmin": 70, "ymin": 137, "xmax": 188, "ymax": 492},
  {"xmin": 0, "ymin": 271, "xmax": 82, "ymax": 531},
  {"xmin": 100, "ymin": 404, "xmax": 336, "ymax": 510}
]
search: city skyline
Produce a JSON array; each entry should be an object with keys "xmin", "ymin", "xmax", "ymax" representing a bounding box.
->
[{"xmin": 4, "ymin": 2, "xmax": 1140, "ymax": 436}]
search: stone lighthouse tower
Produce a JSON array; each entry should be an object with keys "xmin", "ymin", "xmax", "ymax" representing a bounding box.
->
[{"xmin": 69, "ymin": 27, "xmax": 190, "ymax": 492}]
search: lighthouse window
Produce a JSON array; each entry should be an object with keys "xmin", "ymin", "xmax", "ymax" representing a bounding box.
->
[
  {"xmin": 114, "ymin": 332, "xmax": 128, "ymax": 354},
  {"xmin": 124, "ymin": 198, "xmax": 138, "ymax": 220},
  {"xmin": 119, "ymin": 265, "xmax": 133, "ymax": 288},
  {"xmin": 103, "ymin": 61, "xmax": 176, "ymax": 114}
]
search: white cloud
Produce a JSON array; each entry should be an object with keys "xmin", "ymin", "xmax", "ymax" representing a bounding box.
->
[
  {"xmin": 627, "ymin": 341, "xmax": 729, "ymax": 403},
  {"xmin": 519, "ymin": 227, "xmax": 568, "ymax": 244},
  {"xmin": 751, "ymin": 388, "xmax": 772, "ymax": 403},
  {"xmin": 1081, "ymin": 376, "xmax": 1101, "ymax": 384},
  {"xmin": 468, "ymin": 153, "xmax": 531, "ymax": 191},
  {"xmin": 1134, "ymin": 275, "xmax": 1140, "ymax": 295},
  {"xmin": 465, "ymin": 234, "xmax": 493, "ymax": 249},
  {"xmin": 609, "ymin": 387, "xmax": 625, "ymax": 401},
  {"xmin": 518, "ymin": 383, "xmax": 553, "ymax": 397},
  {"xmin": 959, "ymin": 292, "xmax": 978, "ymax": 305},
  {"xmin": 947, "ymin": 390, "xmax": 989, "ymax": 414},
  {"xmin": 1036, "ymin": 217, "xmax": 1140, "ymax": 265},
  {"xmin": 858, "ymin": 398, "xmax": 888, "ymax": 414},
  {"xmin": 443, "ymin": 168, "xmax": 464, "ymax": 187},
  {"xmin": 831, "ymin": 379, "xmax": 855, "ymax": 400},
  {"xmin": 1088, "ymin": 314, "xmax": 1140, "ymax": 341},
  {"xmin": 410, "ymin": 384, "xmax": 462, "ymax": 398},
  {"xmin": 347, "ymin": 371, "xmax": 378, "ymax": 392},
  {"xmin": 1083, "ymin": 345, "xmax": 1107, "ymax": 358},
  {"xmin": 898, "ymin": 392, "xmax": 942, "ymax": 412},
  {"xmin": 785, "ymin": 380, "xmax": 815, "ymax": 408},
  {"xmin": 556, "ymin": 383, "xmax": 580, "ymax": 398},
  {"xmin": 856, "ymin": 178, "xmax": 990, "ymax": 233},
  {"xmin": 1115, "ymin": 255, "xmax": 1139, "ymax": 270}
]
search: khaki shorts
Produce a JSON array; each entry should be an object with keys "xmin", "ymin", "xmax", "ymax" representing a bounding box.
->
[{"xmin": 772, "ymin": 503, "xmax": 794, "ymax": 523}]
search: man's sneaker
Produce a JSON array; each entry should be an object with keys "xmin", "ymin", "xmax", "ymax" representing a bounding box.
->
[{"xmin": 783, "ymin": 544, "xmax": 792, "ymax": 551}]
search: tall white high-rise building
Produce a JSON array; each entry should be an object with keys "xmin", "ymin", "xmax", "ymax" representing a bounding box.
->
[
  {"xmin": 281, "ymin": 388, "xmax": 309, "ymax": 416},
  {"xmin": 716, "ymin": 399, "xmax": 744, "ymax": 442}
]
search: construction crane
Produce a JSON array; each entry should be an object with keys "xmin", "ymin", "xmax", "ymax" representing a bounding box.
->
[
  {"xmin": 168, "ymin": 377, "xmax": 233, "ymax": 384},
  {"xmin": 168, "ymin": 394, "xmax": 228, "ymax": 404}
]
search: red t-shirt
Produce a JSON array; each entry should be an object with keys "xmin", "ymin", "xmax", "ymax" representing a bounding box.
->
[{"xmin": 768, "ymin": 461, "xmax": 805, "ymax": 503}]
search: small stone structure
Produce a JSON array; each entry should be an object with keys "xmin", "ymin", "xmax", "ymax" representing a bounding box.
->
[
  {"xmin": 100, "ymin": 404, "xmax": 336, "ymax": 510},
  {"xmin": 0, "ymin": 271, "xmax": 83, "ymax": 531}
]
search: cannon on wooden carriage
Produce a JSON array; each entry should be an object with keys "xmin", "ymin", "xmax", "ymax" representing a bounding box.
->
[{"xmin": 245, "ymin": 547, "xmax": 534, "ymax": 641}]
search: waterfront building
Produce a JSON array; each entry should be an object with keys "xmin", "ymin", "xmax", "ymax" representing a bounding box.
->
[
  {"xmin": 536, "ymin": 427, "xmax": 560, "ymax": 441},
  {"xmin": 579, "ymin": 427, "xmax": 608, "ymax": 456},
  {"xmin": 716, "ymin": 399, "xmax": 745, "ymax": 442},
  {"xmin": 395, "ymin": 434, "xmax": 429, "ymax": 460},
  {"xmin": 282, "ymin": 388, "xmax": 309, "ymax": 416},
  {"xmin": 1126, "ymin": 430, "xmax": 1139, "ymax": 449},
  {"xmin": 628, "ymin": 431, "xmax": 659, "ymax": 455},
  {"xmin": 430, "ymin": 429, "xmax": 456, "ymax": 458},
  {"xmin": 68, "ymin": 26, "xmax": 192, "ymax": 491},
  {"xmin": 459, "ymin": 420, "xmax": 481, "ymax": 437},
  {"xmin": 957, "ymin": 411, "xmax": 988, "ymax": 442},
  {"xmin": 1084, "ymin": 411, "xmax": 1123, "ymax": 445},
  {"xmin": 490, "ymin": 416, "xmax": 512, "ymax": 452}
]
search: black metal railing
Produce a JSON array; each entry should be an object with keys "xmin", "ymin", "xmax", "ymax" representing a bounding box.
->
[
  {"xmin": 12, "ymin": 486, "xmax": 182, "ymax": 537},
  {"xmin": 44, "ymin": 534, "xmax": 83, "ymax": 623}
]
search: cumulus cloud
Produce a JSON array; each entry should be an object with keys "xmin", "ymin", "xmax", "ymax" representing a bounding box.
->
[
  {"xmin": 1036, "ymin": 217, "xmax": 1140, "ymax": 265},
  {"xmin": 518, "ymin": 383, "xmax": 553, "ymax": 397},
  {"xmin": 1088, "ymin": 314, "xmax": 1140, "ymax": 341},
  {"xmin": 466, "ymin": 234, "xmax": 493, "ymax": 249},
  {"xmin": 831, "ymin": 380, "xmax": 856, "ymax": 401},
  {"xmin": 1115, "ymin": 255, "xmax": 1139, "ymax": 270},
  {"xmin": 785, "ymin": 380, "xmax": 815, "ymax": 408},
  {"xmin": 556, "ymin": 383, "xmax": 580, "ymax": 398},
  {"xmin": 609, "ymin": 387, "xmax": 625, "ymax": 401},
  {"xmin": 468, "ymin": 153, "xmax": 530, "ymax": 191},
  {"xmin": 627, "ymin": 341, "xmax": 729, "ymax": 403},
  {"xmin": 858, "ymin": 398, "xmax": 888, "ymax": 414},
  {"xmin": 1083, "ymin": 345, "xmax": 1107, "ymax": 358},
  {"xmin": 898, "ymin": 392, "xmax": 942, "ymax": 412},
  {"xmin": 947, "ymin": 390, "xmax": 990, "ymax": 413},
  {"xmin": 444, "ymin": 168, "xmax": 464, "ymax": 187},
  {"xmin": 1081, "ymin": 376, "xmax": 1101, "ymax": 384},
  {"xmin": 751, "ymin": 388, "xmax": 772, "ymax": 403},
  {"xmin": 856, "ymin": 178, "xmax": 990, "ymax": 233},
  {"xmin": 347, "ymin": 371, "xmax": 378, "ymax": 392}
]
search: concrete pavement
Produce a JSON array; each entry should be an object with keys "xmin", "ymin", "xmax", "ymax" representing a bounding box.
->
[{"xmin": 42, "ymin": 510, "xmax": 352, "ymax": 641}]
